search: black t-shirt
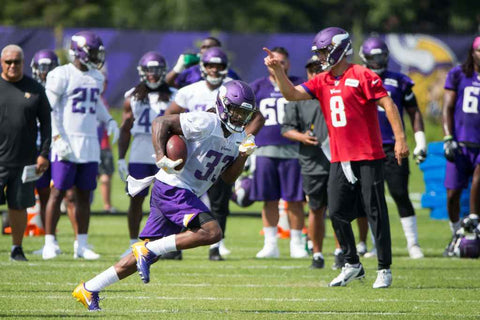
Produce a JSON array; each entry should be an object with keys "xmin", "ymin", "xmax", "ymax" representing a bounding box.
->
[{"xmin": 0, "ymin": 75, "xmax": 51, "ymax": 167}]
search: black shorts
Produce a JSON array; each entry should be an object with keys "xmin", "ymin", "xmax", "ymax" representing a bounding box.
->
[
  {"xmin": 98, "ymin": 149, "xmax": 114, "ymax": 176},
  {"xmin": 187, "ymin": 211, "xmax": 216, "ymax": 229},
  {"xmin": 0, "ymin": 166, "xmax": 35, "ymax": 210},
  {"xmin": 302, "ymin": 174, "xmax": 328, "ymax": 210}
]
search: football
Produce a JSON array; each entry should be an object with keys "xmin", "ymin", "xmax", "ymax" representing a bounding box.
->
[{"xmin": 166, "ymin": 134, "xmax": 187, "ymax": 170}]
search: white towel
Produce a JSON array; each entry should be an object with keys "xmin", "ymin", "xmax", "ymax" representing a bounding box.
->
[
  {"xmin": 320, "ymin": 136, "xmax": 331, "ymax": 161},
  {"xmin": 126, "ymin": 175, "xmax": 155, "ymax": 197},
  {"xmin": 341, "ymin": 161, "xmax": 357, "ymax": 184}
]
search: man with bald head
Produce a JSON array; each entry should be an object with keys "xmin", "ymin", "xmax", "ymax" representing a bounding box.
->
[{"xmin": 0, "ymin": 44, "xmax": 51, "ymax": 261}]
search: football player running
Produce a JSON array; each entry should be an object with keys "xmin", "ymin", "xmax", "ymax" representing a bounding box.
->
[
  {"xmin": 263, "ymin": 27, "xmax": 408, "ymax": 288},
  {"xmin": 442, "ymin": 36, "xmax": 480, "ymax": 256},
  {"xmin": 73, "ymin": 80, "xmax": 258, "ymax": 311},
  {"xmin": 117, "ymin": 51, "xmax": 174, "ymax": 257},
  {"xmin": 355, "ymin": 36, "xmax": 426, "ymax": 260},
  {"xmin": 42, "ymin": 31, "xmax": 119, "ymax": 260},
  {"xmin": 165, "ymin": 47, "xmax": 264, "ymax": 260}
]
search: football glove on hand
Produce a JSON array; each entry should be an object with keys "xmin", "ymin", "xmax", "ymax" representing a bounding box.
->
[
  {"xmin": 413, "ymin": 131, "xmax": 427, "ymax": 164},
  {"xmin": 107, "ymin": 119, "xmax": 120, "ymax": 145},
  {"xmin": 239, "ymin": 134, "xmax": 257, "ymax": 156},
  {"xmin": 156, "ymin": 156, "xmax": 183, "ymax": 174},
  {"xmin": 444, "ymin": 135, "xmax": 461, "ymax": 162},
  {"xmin": 117, "ymin": 159, "xmax": 129, "ymax": 182},
  {"xmin": 173, "ymin": 54, "xmax": 186, "ymax": 74},
  {"xmin": 53, "ymin": 136, "xmax": 74, "ymax": 161}
]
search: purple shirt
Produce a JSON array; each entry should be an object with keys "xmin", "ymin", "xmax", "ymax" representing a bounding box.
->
[
  {"xmin": 378, "ymin": 71, "xmax": 414, "ymax": 144},
  {"xmin": 250, "ymin": 76, "xmax": 304, "ymax": 147},
  {"xmin": 444, "ymin": 65, "xmax": 480, "ymax": 144},
  {"xmin": 175, "ymin": 64, "xmax": 241, "ymax": 88}
]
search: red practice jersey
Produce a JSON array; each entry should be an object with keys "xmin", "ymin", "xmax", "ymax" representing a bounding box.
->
[{"xmin": 301, "ymin": 64, "xmax": 387, "ymax": 162}]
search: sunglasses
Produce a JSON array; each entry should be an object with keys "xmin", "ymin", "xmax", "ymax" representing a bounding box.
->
[{"xmin": 3, "ymin": 59, "xmax": 22, "ymax": 65}]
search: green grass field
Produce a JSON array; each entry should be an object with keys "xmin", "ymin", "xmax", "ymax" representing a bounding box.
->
[{"xmin": 2, "ymin": 111, "xmax": 479, "ymax": 319}]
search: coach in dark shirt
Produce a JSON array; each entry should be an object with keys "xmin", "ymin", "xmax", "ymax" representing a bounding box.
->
[{"xmin": 0, "ymin": 44, "xmax": 51, "ymax": 261}]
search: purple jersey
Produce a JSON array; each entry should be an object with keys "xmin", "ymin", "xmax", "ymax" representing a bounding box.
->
[
  {"xmin": 251, "ymin": 76, "xmax": 304, "ymax": 147},
  {"xmin": 444, "ymin": 65, "xmax": 480, "ymax": 144},
  {"xmin": 377, "ymin": 71, "xmax": 414, "ymax": 144},
  {"xmin": 175, "ymin": 64, "xmax": 241, "ymax": 88}
]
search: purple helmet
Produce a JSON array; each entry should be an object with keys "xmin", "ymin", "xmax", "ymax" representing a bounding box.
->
[
  {"xmin": 69, "ymin": 31, "xmax": 105, "ymax": 70},
  {"xmin": 311, "ymin": 27, "xmax": 353, "ymax": 70},
  {"xmin": 215, "ymin": 80, "xmax": 256, "ymax": 133},
  {"xmin": 30, "ymin": 49, "xmax": 59, "ymax": 85},
  {"xmin": 231, "ymin": 176, "xmax": 254, "ymax": 207},
  {"xmin": 457, "ymin": 236, "xmax": 480, "ymax": 258},
  {"xmin": 137, "ymin": 51, "xmax": 167, "ymax": 89},
  {"xmin": 200, "ymin": 47, "xmax": 229, "ymax": 85},
  {"xmin": 360, "ymin": 37, "xmax": 389, "ymax": 74}
]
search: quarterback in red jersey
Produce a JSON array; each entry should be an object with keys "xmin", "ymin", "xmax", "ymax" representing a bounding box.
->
[{"xmin": 264, "ymin": 27, "xmax": 408, "ymax": 289}]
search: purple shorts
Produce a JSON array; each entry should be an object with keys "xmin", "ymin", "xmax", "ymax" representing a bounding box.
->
[
  {"xmin": 445, "ymin": 146, "xmax": 480, "ymax": 190},
  {"xmin": 35, "ymin": 165, "xmax": 51, "ymax": 189},
  {"xmin": 51, "ymin": 160, "xmax": 98, "ymax": 191},
  {"xmin": 250, "ymin": 156, "xmax": 304, "ymax": 202},
  {"xmin": 139, "ymin": 180, "xmax": 210, "ymax": 239},
  {"xmin": 128, "ymin": 163, "xmax": 159, "ymax": 197}
]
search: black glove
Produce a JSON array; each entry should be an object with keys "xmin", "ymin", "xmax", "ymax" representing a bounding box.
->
[{"xmin": 443, "ymin": 135, "xmax": 460, "ymax": 162}]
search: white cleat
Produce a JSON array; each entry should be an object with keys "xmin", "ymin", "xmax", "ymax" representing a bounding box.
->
[
  {"xmin": 373, "ymin": 269, "xmax": 392, "ymax": 288},
  {"xmin": 329, "ymin": 263, "xmax": 365, "ymax": 287},
  {"xmin": 408, "ymin": 244, "xmax": 424, "ymax": 259},
  {"xmin": 219, "ymin": 240, "xmax": 231, "ymax": 256},
  {"xmin": 256, "ymin": 244, "xmax": 279, "ymax": 258},
  {"xmin": 34, "ymin": 242, "xmax": 62, "ymax": 255},
  {"xmin": 42, "ymin": 245, "xmax": 58, "ymax": 260},
  {"xmin": 290, "ymin": 243, "xmax": 309, "ymax": 258},
  {"xmin": 75, "ymin": 247, "xmax": 100, "ymax": 260}
]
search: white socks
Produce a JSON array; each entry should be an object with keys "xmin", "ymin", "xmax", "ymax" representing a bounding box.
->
[
  {"xmin": 45, "ymin": 234, "xmax": 55, "ymax": 247},
  {"xmin": 449, "ymin": 220, "xmax": 461, "ymax": 235},
  {"xmin": 263, "ymin": 226, "xmax": 278, "ymax": 246},
  {"xmin": 290, "ymin": 229, "xmax": 303, "ymax": 246},
  {"xmin": 129, "ymin": 239, "xmax": 138, "ymax": 245},
  {"xmin": 313, "ymin": 252, "xmax": 324, "ymax": 259},
  {"xmin": 77, "ymin": 234, "xmax": 88, "ymax": 249},
  {"xmin": 210, "ymin": 241, "xmax": 220, "ymax": 249},
  {"xmin": 145, "ymin": 235, "xmax": 177, "ymax": 256},
  {"xmin": 400, "ymin": 216, "xmax": 419, "ymax": 248},
  {"xmin": 85, "ymin": 266, "xmax": 119, "ymax": 292}
]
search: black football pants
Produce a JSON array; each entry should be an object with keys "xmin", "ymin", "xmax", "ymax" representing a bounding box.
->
[{"xmin": 328, "ymin": 160, "xmax": 392, "ymax": 270}]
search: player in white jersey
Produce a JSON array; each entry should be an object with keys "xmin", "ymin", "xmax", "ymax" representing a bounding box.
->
[
  {"xmin": 42, "ymin": 31, "xmax": 119, "ymax": 260},
  {"xmin": 73, "ymin": 80, "xmax": 258, "ymax": 311},
  {"xmin": 166, "ymin": 47, "xmax": 233, "ymax": 114},
  {"xmin": 165, "ymin": 47, "xmax": 264, "ymax": 260},
  {"xmin": 117, "ymin": 51, "xmax": 174, "ymax": 257}
]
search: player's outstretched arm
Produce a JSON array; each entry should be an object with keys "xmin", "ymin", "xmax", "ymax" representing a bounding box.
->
[
  {"xmin": 151, "ymin": 115, "xmax": 183, "ymax": 162},
  {"xmin": 263, "ymin": 48, "xmax": 310, "ymax": 101},
  {"xmin": 378, "ymin": 95, "xmax": 409, "ymax": 164}
]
